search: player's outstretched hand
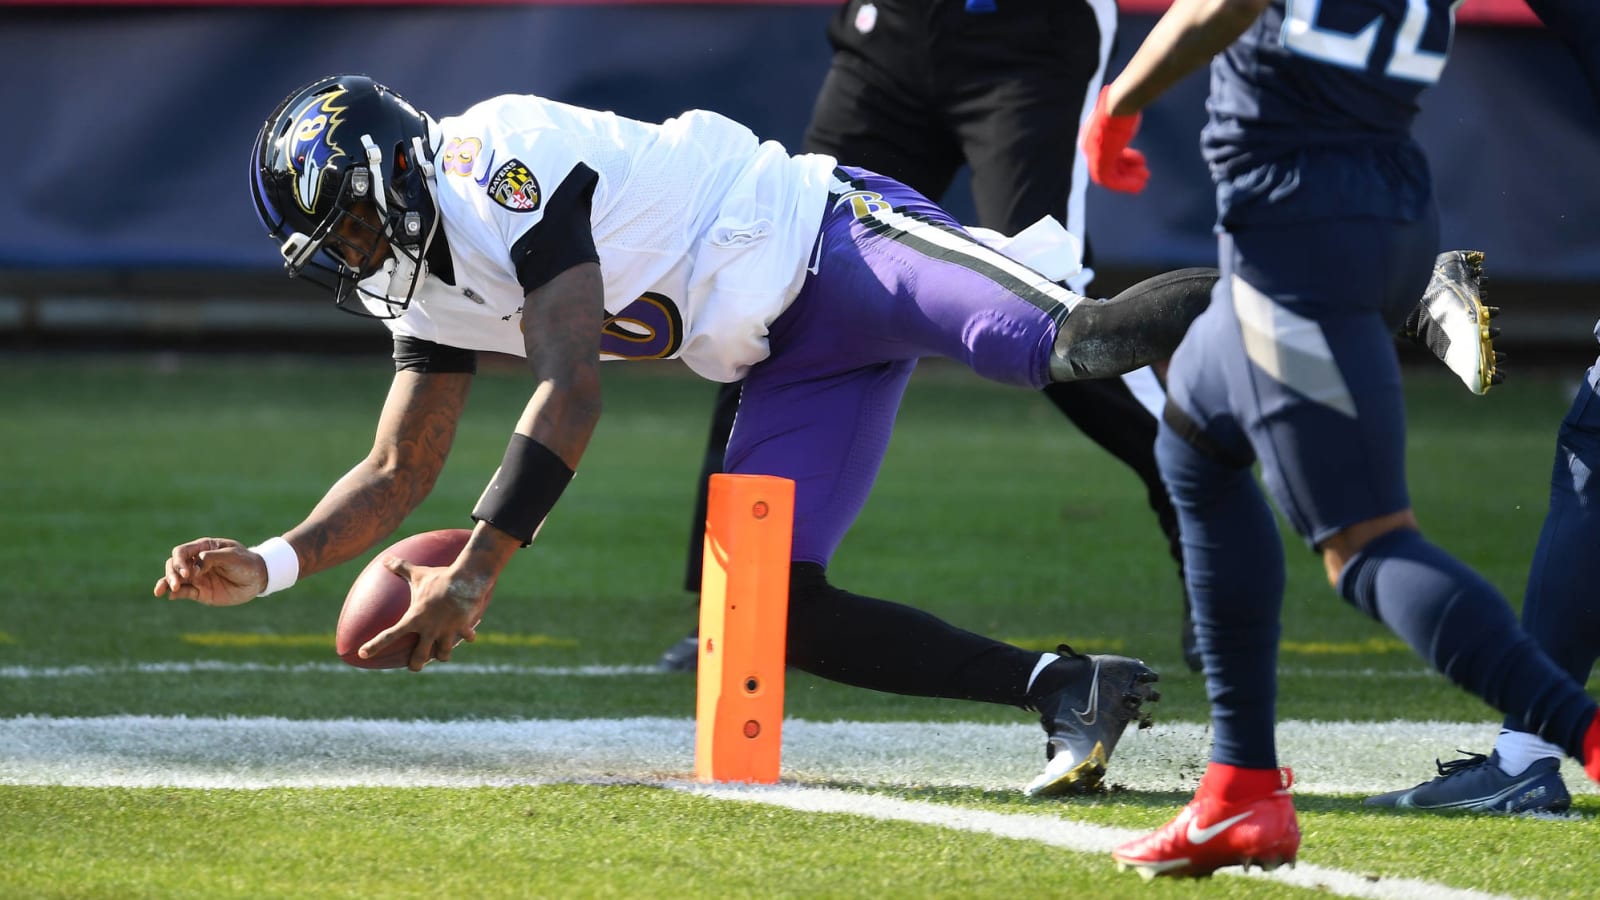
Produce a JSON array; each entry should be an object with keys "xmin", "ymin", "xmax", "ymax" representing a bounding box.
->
[
  {"xmin": 1082, "ymin": 86, "xmax": 1150, "ymax": 194},
  {"xmin": 154, "ymin": 537, "xmax": 265, "ymax": 606},
  {"xmin": 358, "ymin": 557, "xmax": 485, "ymax": 672}
]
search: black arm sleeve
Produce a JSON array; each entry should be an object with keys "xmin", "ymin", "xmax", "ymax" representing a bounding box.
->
[
  {"xmin": 392, "ymin": 335, "xmax": 479, "ymax": 374},
  {"xmin": 510, "ymin": 163, "xmax": 601, "ymax": 294}
]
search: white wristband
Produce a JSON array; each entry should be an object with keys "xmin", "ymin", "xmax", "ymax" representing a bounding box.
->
[{"xmin": 250, "ymin": 536, "xmax": 300, "ymax": 597}]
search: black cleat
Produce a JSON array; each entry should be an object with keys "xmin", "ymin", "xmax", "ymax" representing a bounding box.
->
[{"xmin": 1026, "ymin": 645, "xmax": 1160, "ymax": 796}]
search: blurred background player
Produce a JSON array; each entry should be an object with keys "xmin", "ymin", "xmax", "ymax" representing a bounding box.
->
[
  {"xmin": 1081, "ymin": 0, "xmax": 1600, "ymax": 879},
  {"xmin": 1365, "ymin": 0, "xmax": 1600, "ymax": 816},
  {"xmin": 662, "ymin": 0, "xmax": 1216, "ymax": 675},
  {"xmin": 157, "ymin": 74, "xmax": 1200, "ymax": 796}
]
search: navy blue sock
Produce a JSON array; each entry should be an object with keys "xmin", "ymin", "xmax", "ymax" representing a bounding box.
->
[
  {"xmin": 1156, "ymin": 426, "xmax": 1284, "ymax": 770},
  {"xmin": 1338, "ymin": 528, "xmax": 1597, "ymax": 758}
]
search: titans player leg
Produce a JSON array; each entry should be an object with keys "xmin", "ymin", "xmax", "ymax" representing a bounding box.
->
[
  {"xmin": 1492, "ymin": 360, "xmax": 1600, "ymax": 766},
  {"xmin": 1361, "ymin": 356, "xmax": 1600, "ymax": 807},
  {"xmin": 1120, "ymin": 219, "xmax": 1599, "ymax": 871},
  {"xmin": 1166, "ymin": 217, "xmax": 1598, "ymax": 775}
]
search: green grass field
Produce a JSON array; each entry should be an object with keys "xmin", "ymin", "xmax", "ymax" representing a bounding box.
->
[{"xmin": 3, "ymin": 352, "xmax": 1597, "ymax": 898}]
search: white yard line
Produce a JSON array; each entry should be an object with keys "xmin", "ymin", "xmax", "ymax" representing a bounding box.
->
[
  {"xmin": 689, "ymin": 784, "xmax": 1523, "ymax": 900},
  {"xmin": 1, "ymin": 716, "xmax": 1555, "ymax": 900},
  {"xmin": 1, "ymin": 715, "xmax": 1593, "ymax": 798},
  {"xmin": 1, "ymin": 659, "xmax": 1446, "ymax": 680}
]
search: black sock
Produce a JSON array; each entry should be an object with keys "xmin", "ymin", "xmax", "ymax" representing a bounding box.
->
[{"xmin": 785, "ymin": 563, "xmax": 1045, "ymax": 708}]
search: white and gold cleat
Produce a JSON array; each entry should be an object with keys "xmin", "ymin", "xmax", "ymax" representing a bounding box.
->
[{"xmin": 1406, "ymin": 249, "xmax": 1503, "ymax": 395}]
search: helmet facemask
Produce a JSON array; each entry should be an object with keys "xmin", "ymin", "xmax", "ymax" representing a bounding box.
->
[
  {"xmin": 355, "ymin": 134, "xmax": 441, "ymax": 319},
  {"xmin": 275, "ymin": 166, "xmax": 389, "ymax": 317}
]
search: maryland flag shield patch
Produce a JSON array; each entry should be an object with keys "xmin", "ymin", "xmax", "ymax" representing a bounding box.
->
[{"xmin": 487, "ymin": 159, "xmax": 541, "ymax": 212}]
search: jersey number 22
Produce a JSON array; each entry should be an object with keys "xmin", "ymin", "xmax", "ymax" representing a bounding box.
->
[{"xmin": 1283, "ymin": 0, "xmax": 1463, "ymax": 84}]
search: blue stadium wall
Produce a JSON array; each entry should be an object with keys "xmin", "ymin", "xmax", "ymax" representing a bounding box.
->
[{"xmin": 2, "ymin": 5, "xmax": 1597, "ymax": 283}]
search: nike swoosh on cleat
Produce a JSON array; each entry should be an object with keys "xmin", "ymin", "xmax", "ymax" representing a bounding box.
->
[
  {"xmin": 1185, "ymin": 810, "xmax": 1253, "ymax": 845},
  {"xmin": 1070, "ymin": 659, "xmax": 1101, "ymax": 725}
]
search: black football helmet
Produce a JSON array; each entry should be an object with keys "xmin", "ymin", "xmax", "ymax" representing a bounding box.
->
[{"xmin": 250, "ymin": 74, "xmax": 440, "ymax": 317}]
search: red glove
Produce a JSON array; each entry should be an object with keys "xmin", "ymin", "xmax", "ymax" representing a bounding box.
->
[{"xmin": 1082, "ymin": 86, "xmax": 1150, "ymax": 194}]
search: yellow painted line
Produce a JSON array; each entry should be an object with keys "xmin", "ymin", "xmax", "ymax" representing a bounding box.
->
[
  {"xmin": 471, "ymin": 633, "xmax": 578, "ymax": 649},
  {"xmin": 1282, "ymin": 637, "xmax": 1408, "ymax": 655},
  {"xmin": 182, "ymin": 633, "xmax": 328, "ymax": 649},
  {"xmin": 180, "ymin": 632, "xmax": 578, "ymax": 650}
]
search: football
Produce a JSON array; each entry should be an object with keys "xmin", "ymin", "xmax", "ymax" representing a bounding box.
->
[{"xmin": 335, "ymin": 528, "xmax": 491, "ymax": 670}]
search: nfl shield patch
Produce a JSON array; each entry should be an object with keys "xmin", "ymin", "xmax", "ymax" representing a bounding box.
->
[{"xmin": 487, "ymin": 159, "xmax": 541, "ymax": 212}]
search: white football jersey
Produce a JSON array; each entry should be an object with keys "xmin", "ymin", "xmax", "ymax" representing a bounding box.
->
[{"xmin": 373, "ymin": 95, "xmax": 835, "ymax": 382}]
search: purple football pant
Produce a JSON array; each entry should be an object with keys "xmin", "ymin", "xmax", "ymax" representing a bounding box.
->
[{"xmin": 723, "ymin": 166, "xmax": 1075, "ymax": 566}]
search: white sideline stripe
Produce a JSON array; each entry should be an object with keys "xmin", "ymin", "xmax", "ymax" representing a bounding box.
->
[
  {"xmin": 0, "ymin": 715, "xmax": 1533, "ymax": 900},
  {"xmin": 0, "ymin": 662, "xmax": 658, "ymax": 678},
  {"xmin": 0, "ymin": 660, "xmax": 1444, "ymax": 679},
  {"xmin": 2, "ymin": 716, "xmax": 1594, "ymax": 799},
  {"xmin": 688, "ymin": 785, "xmax": 1520, "ymax": 900}
]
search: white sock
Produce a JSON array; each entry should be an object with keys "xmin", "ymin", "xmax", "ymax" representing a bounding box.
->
[
  {"xmin": 1494, "ymin": 728, "xmax": 1563, "ymax": 777},
  {"xmin": 1025, "ymin": 652, "xmax": 1061, "ymax": 694}
]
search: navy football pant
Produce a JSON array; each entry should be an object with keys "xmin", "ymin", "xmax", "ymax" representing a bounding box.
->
[
  {"xmin": 1163, "ymin": 218, "xmax": 1598, "ymax": 767},
  {"xmin": 1507, "ymin": 358, "xmax": 1600, "ymax": 730}
]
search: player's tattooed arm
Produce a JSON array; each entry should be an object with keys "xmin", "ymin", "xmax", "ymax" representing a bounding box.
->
[
  {"xmin": 283, "ymin": 370, "xmax": 474, "ymax": 577},
  {"xmin": 353, "ymin": 264, "xmax": 604, "ymax": 668},
  {"xmin": 514, "ymin": 261, "xmax": 605, "ymax": 466},
  {"xmin": 445, "ymin": 262, "xmax": 604, "ymax": 592}
]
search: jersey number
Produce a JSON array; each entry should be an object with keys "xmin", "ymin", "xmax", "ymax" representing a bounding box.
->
[
  {"xmin": 439, "ymin": 137, "xmax": 485, "ymax": 178},
  {"xmin": 1282, "ymin": 0, "xmax": 1462, "ymax": 84},
  {"xmin": 601, "ymin": 292, "xmax": 683, "ymax": 360}
]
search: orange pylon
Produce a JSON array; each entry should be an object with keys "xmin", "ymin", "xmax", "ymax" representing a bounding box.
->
[{"xmin": 695, "ymin": 473, "xmax": 793, "ymax": 784}]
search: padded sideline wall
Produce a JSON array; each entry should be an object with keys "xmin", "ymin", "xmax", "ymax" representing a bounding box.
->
[{"xmin": 2, "ymin": 6, "xmax": 1596, "ymax": 285}]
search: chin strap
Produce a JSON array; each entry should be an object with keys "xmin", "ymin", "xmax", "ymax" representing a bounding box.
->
[
  {"xmin": 382, "ymin": 135, "xmax": 442, "ymax": 306},
  {"xmin": 347, "ymin": 132, "xmax": 442, "ymax": 309}
]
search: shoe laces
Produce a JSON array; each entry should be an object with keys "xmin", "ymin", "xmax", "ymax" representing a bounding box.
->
[{"xmin": 1433, "ymin": 751, "xmax": 1490, "ymax": 779}]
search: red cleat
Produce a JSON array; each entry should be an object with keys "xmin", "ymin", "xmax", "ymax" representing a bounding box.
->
[
  {"xmin": 1584, "ymin": 709, "xmax": 1600, "ymax": 785},
  {"xmin": 1113, "ymin": 763, "xmax": 1301, "ymax": 880}
]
